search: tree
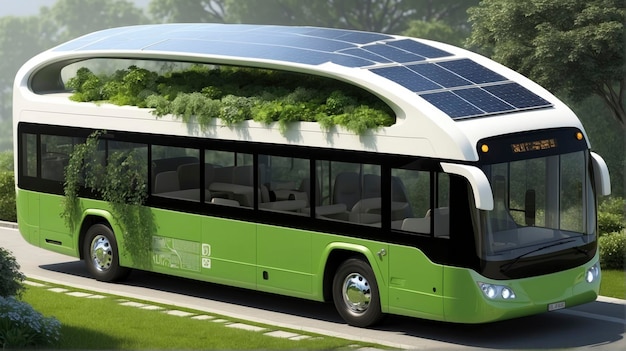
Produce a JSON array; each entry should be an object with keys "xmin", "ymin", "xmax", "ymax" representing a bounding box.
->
[
  {"xmin": 39, "ymin": 0, "xmax": 148, "ymax": 42},
  {"xmin": 148, "ymin": 0, "xmax": 226, "ymax": 23},
  {"xmin": 0, "ymin": 0, "xmax": 147, "ymax": 129},
  {"xmin": 467, "ymin": 0, "xmax": 626, "ymax": 129},
  {"xmin": 0, "ymin": 16, "xmax": 51, "ymax": 123},
  {"xmin": 402, "ymin": 20, "xmax": 466, "ymax": 46},
  {"xmin": 148, "ymin": 0, "xmax": 478, "ymax": 34}
]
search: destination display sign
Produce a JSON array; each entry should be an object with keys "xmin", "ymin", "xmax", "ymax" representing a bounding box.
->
[
  {"xmin": 510, "ymin": 138, "xmax": 557, "ymax": 153},
  {"xmin": 477, "ymin": 128, "xmax": 587, "ymax": 163}
]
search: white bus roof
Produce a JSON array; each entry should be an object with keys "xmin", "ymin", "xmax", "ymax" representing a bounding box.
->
[{"xmin": 16, "ymin": 24, "xmax": 587, "ymax": 161}]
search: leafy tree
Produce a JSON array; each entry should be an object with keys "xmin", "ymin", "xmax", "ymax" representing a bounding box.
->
[
  {"xmin": 467, "ymin": 0, "xmax": 626, "ymax": 129},
  {"xmin": 149, "ymin": 0, "xmax": 478, "ymax": 34},
  {"xmin": 403, "ymin": 20, "xmax": 466, "ymax": 46},
  {"xmin": 0, "ymin": 0, "xmax": 147, "ymax": 144},
  {"xmin": 566, "ymin": 95, "xmax": 625, "ymax": 197},
  {"xmin": 0, "ymin": 16, "xmax": 51, "ymax": 123},
  {"xmin": 148, "ymin": 0, "xmax": 226, "ymax": 23},
  {"xmin": 38, "ymin": 0, "xmax": 148, "ymax": 42}
]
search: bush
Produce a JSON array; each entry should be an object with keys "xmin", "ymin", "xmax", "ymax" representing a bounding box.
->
[
  {"xmin": 0, "ymin": 296, "xmax": 61, "ymax": 348},
  {"xmin": 598, "ymin": 197, "xmax": 625, "ymax": 235},
  {"xmin": 598, "ymin": 231, "xmax": 626, "ymax": 270},
  {"xmin": 71, "ymin": 65, "xmax": 395, "ymax": 134},
  {"xmin": 0, "ymin": 248, "xmax": 25, "ymax": 298},
  {"xmin": 0, "ymin": 172, "xmax": 16, "ymax": 222},
  {"xmin": 0, "ymin": 151, "xmax": 12, "ymax": 172}
]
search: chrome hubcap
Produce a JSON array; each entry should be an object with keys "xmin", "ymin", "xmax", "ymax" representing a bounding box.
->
[
  {"xmin": 90, "ymin": 235, "xmax": 112, "ymax": 272},
  {"xmin": 342, "ymin": 273, "xmax": 371, "ymax": 315}
]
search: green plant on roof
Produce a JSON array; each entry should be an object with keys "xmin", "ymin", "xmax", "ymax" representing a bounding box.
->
[{"xmin": 66, "ymin": 64, "xmax": 395, "ymax": 134}]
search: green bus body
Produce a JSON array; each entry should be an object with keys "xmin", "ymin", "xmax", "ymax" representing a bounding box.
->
[{"xmin": 17, "ymin": 189, "xmax": 600, "ymax": 323}]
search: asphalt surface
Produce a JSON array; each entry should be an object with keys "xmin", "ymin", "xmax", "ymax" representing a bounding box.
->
[{"xmin": 1, "ymin": 223, "xmax": 625, "ymax": 350}]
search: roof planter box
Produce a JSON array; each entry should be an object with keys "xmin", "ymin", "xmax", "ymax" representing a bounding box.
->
[{"xmin": 65, "ymin": 63, "xmax": 396, "ymax": 135}]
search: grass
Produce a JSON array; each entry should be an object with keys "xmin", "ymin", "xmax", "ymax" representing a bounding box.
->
[
  {"xmin": 18, "ymin": 270, "xmax": 625, "ymax": 349},
  {"xmin": 22, "ymin": 281, "xmax": 385, "ymax": 350},
  {"xmin": 600, "ymin": 269, "xmax": 626, "ymax": 299}
]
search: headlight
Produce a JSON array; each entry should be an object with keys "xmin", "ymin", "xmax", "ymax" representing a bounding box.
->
[
  {"xmin": 585, "ymin": 263, "xmax": 600, "ymax": 283},
  {"xmin": 478, "ymin": 282, "xmax": 516, "ymax": 300}
]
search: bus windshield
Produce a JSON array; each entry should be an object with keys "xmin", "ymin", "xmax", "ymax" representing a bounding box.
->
[{"xmin": 479, "ymin": 150, "xmax": 596, "ymax": 259}]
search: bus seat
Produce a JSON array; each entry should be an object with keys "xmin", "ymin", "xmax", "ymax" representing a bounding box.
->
[
  {"xmin": 152, "ymin": 156, "xmax": 199, "ymax": 191},
  {"xmin": 154, "ymin": 171, "xmax": 180, "ymax": 193},
  {"xmin": 299, "ymin": 177, "xmax": 321, "ymax": 206},
  {"xmin": 332, "ymin": 172, "xmax": 361, "ymax": 209},
  {"xmin": 349, "ymin": 212, "xmax": 381, "ymax": 225},
  {"xmin": 204, "ymin": 164, "xmax": 215, "ymax": 187},
  {"xmin": 211, "ymin": 197, "xmax": 240, "ymax": 206},
  {"xmin": 233, "ymin": 165, "xmax": 253, "ymax": 186},
  {"xmin": 401, "ymin": 217, "xmax": 430, "ymax": 234},
  {"xmin": 363, "ymin": 174, "xmax": 381, "ymax": 199},
  {"xmin": 41, "ymin": 154, "xmax": 69, "ymax": 181},
  {"xmin": 177, "ymin": 163, "xmax": 199, "ymax": 190},
  {"xmin": 433, "ymin": 207, "xmax": 450, "ymax": 238},
  {"xmin": 351, "ymin": 197, "xmax": 381, "ymax": 214},
  {"xmin": 213, "ymin": 166, "xmax": 234, "ymax": 183}
]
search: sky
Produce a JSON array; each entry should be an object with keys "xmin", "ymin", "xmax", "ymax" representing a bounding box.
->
[{"xmin": 0, "ymin": 0, "xmax": 150, "ymax": 17}]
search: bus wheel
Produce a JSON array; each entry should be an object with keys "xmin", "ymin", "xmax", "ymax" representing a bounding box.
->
[
  {"xmin": 332, "ymin": 258, "xmax": 383, "ymax": 327},
  {"xmin": 83, "ymin": 224, "xmax": 130, "ymax": 282}
]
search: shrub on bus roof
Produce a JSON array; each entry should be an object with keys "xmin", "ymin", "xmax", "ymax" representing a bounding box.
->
[{"xmin": 67, "ymin": 64, "xmax": 395, "ymax": 135}]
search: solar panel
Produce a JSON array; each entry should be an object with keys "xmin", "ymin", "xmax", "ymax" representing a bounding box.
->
[
  {"xmin": 453, "ymin": 88, "xmax": 514, "ymax": 113},
  {"xmin": 420, "ymin": 91, "xmax": 483, "ymax": 118},
  {"xmin": 484, "ymin": 83, "xmax": 551, "ymax": 109},
  {"xmin": 407, "ymin": 63, "xmax": 471, "ymax": 89},
  {"xmin": 370, "ymin": 66, "xmax": 440, "ymax": 92},
  {"xmin": 300, "ymin": 27, "xmax": 392, "ymax": 43},
  {"xmin": 337, "ymin": 47, "xmax": 393, "ymax": 64},
  {"xmin": 438, "ymin": 59, "xmax": 506, "ymax": 84},
  {"xmin": 361, "ymin": 43, "xmax": 426, "ymax": 63},
  {"xmin": 50, "ymin": 24, "xmax": 553, "ymax": 120},
  {"xmin": 386, "ymin": 39, "xmax": 451, "ymax": 59}
]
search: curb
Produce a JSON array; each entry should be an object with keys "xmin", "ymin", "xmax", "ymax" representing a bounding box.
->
[{"xmin": 0, "ymin": 220, "xmax": 17, "ymax": 229}]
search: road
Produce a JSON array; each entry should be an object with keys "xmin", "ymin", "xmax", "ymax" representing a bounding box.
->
[{"xmin": 1, "ymin": 224, "xmax": 625, "ymax": 350}]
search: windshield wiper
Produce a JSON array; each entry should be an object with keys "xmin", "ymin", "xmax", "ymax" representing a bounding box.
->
[{"xmin": 500, "ymin": 239, "xmax": 577, "ymax": 273}]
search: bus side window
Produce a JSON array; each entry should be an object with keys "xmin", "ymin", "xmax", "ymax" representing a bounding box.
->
[
  {"xmin": 151, "ymin": 146, "xmax": 201, "ymax": 202},
  {"xmin": 315, "ymin": 160, "xmax": 382, "ymax": 227},
  {"xmin": 21, "ymin": 133, "xmax": 37, "ymax": 177},
  {"xmin": 434, "ymin": 173, "xmax": 450, "ymax": 238},
  {"xmin": 256, "ymin": 155, "xmax": 309, "ymax": 215},
  {"xmin": 391, "ymin": 168, "xmax": 431, "ymax": 235},
  {"xmin": 205, "ymin": 150, "xmax": 254, "ymax": 208},
  {"xmin": 40, "ymin": 135, "xmax": 81, "ymax": 181}
]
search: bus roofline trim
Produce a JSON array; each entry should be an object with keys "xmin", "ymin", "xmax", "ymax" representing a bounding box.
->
[
  {"xmin": 590, "ymin": 152, "xmax": 611, "ymax": 196},
  {"xmin": 440, "ymin": 163, "xmax": 494, "ymax": 211}
]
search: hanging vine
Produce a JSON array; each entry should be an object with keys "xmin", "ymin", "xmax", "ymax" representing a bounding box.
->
[{"xmin": 61, "ymin": 131, "xmax": 153, "ymax": 269}]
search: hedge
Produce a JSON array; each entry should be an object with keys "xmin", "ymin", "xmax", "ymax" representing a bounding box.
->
[
  {"xmin": 0, "ymin": 172, "xmax": 16, "ymax": 222},
  {"xmin": 599, "ymin": 231, "xmax": 626, "ymax": 270}
]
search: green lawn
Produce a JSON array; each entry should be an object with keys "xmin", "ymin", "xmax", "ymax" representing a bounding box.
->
[
  {"xmin": 20, "ymin": 270, "xmax": 625, "ymax": 350},
  {"xmin": 23, "ymin": 282, "xmax": 385, "ymax": 350},
  {"xmin": 600, "ymin": 269, "xmax": 626, "ymax": 299}
]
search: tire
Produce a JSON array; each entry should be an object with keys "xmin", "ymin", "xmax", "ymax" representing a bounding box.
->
[
  {"xmin": 83, "ymin": 223, "xmax": 130, "ymax": 282},
  {"xmin": 332, "ymin": 258, "xmax": 383, "ymax": 327}
]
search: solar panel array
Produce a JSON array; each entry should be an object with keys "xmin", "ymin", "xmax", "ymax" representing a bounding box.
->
[{"xmin": 53, "ymin": 24, "xmax": 552, "ymax": 120}]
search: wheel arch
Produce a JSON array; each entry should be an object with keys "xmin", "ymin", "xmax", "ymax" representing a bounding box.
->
[
  {"xmin": 78, "ymin": 210, "xmax": 115, "ymax": 260},
  {"xmin": 320, "ymin": 243, "xmax": 385, "ymax": 306}
]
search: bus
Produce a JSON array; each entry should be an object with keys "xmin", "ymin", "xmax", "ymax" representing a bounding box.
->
[{"xmin": 13, "ymin": 24, "xmax": 611, "ymax": 327}]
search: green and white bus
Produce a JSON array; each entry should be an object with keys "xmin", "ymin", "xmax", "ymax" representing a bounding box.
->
[{"xmin": 13, "ymin": 24, "xmax": 611, "ymax": 327}]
